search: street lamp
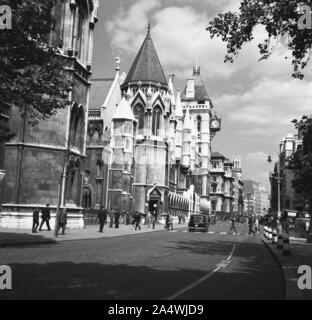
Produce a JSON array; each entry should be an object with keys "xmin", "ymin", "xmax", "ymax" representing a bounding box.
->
[{"xmin": 267, "ymin": 154, "xmax": 282, "ymax": 218}]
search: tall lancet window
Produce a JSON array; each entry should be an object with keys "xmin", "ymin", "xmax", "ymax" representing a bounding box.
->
[
  {"xmin": 197, "ymin": 115, "xmax": 202, "ymax": 133},
  {"xmin": 133, "ymin": 104, "xmax": 144, "ymax": 133},
  {"xmin": 152, "ymin": 106, "xmax": 162, "ymax": 136}
]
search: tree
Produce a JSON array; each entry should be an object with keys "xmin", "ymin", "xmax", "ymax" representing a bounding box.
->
[
  {"xmin": 288, "ymin": 116, "xmax": 312, "ymax": 241},
  {"xmin": 207, "ymin": 0, "xmax": 312, "ymax": 79},
  {"xmin": 0, "ymin": 0, "xmax": 71, "ymax": 143},
  {"xmin": 288, "ymin": 117, "xmax": 312, "ymax": 208}
]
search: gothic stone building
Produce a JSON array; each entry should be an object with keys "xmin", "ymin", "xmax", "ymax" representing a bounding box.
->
[
  {"xmin": 0, "ymin": 0, "xmax": 99, "ymax": 229},
  {"xmin": 84, "ymin": 27, "xmax": 221, "ymax": 219}
]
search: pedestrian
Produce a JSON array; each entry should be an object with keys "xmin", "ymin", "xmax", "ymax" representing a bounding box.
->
[
  {"xmin": 228, "ymin": 216, "xmax": 238, "ymax": 235},
  {"xmin": 248, "ymin": 216, "xmax": 256, "ymax": 235},
  {"xmin": 115, "ymin": 210, "xmax": 120, "ymax": 229},
  {"xmin": 165, "ymin": 214, "xmax": 170, "ymax": 230},
  {"xmin": 39, "ymin": 204, "xmax": 51, "ymax": 231},
  {"xmin": 169, "ymin": 215, "xmax": 174, "ymax": 231},
  {"xmin": 109, "ymin": 210, "xmax": 114, "ymax": 228},
  {"xmin": 147, "ymin": 211, "xmax": 152, "ymax": 228},
  {"xmin": 98, "ymin": 208, "xmax": 107, "ymax": 233},
  {"xmin": 32, "ymin": 208, "xmax": 40, "ymax": 233},
  {"xmin": 178, "ymin": 214, "xmax": 182, "ymax": 224},
  {"xmin": 255, "ymin": 216, "xmax": 260, "ymax": 234},
  {"xmin": 152, "ymin": 213, "xmax": 156, "ymax": 230},
  {"xmin": 134, "ymin": 212, "xmax": 141, "ymax": 231},
  {"xmin": 57, "ymin": 208, "xmax": 67, "ymax": 236}
]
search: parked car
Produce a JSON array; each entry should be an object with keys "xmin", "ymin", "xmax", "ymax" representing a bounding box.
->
[{"xmin": 188, "ymin": 214, "xmax": 209, "ymax": 233}]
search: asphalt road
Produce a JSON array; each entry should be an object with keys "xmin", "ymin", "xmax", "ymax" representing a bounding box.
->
[{"xmin": 0, "ymin": 222, "xmax": 285, "ymax": 300}]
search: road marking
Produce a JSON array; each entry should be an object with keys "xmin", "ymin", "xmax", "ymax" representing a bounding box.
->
[
  {"xmin": 208, "ymin": 232, "xmax": 215, "ymax": 234},
  {"xmin": 167, "ymin": 244, "xmax": 237, "ymax": 300},
  {"xmin": 220, "ymin": 232, "xmax": 227, "ymax": 235}
]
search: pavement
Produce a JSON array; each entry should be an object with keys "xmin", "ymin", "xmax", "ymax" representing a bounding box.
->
[
  {"xmin": 262, "ymin": 234, "xmax": 312, "ymax": 300},
  {"xmin": 0, "ymin": 222, "xmax": 188, "ymax": 248}
]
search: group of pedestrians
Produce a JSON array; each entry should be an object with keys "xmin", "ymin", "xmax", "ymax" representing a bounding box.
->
[
  {"xmin": 32, "ymin": 204, "xmax": 67, "ymax": 235},
  {"xmin": 228, "ymin": 215, "xmax": 260, "ymax": 236}
]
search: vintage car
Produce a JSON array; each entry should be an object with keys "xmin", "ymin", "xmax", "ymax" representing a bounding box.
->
[{"xmin": 188, "ymin": 214, "xmax": 209, "ymax": 233}]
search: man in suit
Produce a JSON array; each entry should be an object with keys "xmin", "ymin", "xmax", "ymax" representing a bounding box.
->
[
  {"xmin": 98, "ymin": 208, "xmax": 107, "ymax": 233},
  {"xmin": 56, "ymin": 208, "xmax": 67, "ymax": 236},
  {"xmin": 39, "ymin": 204, "xmax": 51, "ymax": 231},
  {"xmin": 32, "ymin": 208, "xmax": 40, "ymax": 233}
]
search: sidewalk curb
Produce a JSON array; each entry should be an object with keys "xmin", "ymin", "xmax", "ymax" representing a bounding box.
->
[
  {"xmin": 0, "ymin": 225, "xmax": 188, "ymax": 248},
  {"xmin": 261, "ymin": 236, "xmax": 287, "ymax": 300}
]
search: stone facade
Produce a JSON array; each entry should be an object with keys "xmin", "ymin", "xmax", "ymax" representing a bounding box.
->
[
  {"xmin": 0, "ymin": 0, "xmax": 99, "ymax": 229},
  {"xmin": 84, "ymin": 27, "xmax": 221, "ymax": 220}
]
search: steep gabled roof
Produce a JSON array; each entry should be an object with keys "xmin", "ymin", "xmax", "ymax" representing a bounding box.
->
[
  {"xmin": 123, "ymin": 27, "xmax": 168, "ymax": 87},
  {"xmin": 89, "ymin": 78, "xmax": 115, "ymax": 110},
  {"xmin": 181, "ymin": 67, "xmax": 210, "ymax": 102}
]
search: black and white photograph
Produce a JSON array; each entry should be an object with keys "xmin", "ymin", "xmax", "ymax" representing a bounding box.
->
[{"xmin": 0, "ymin": 0, "xmax": 312, "ymax": 304}]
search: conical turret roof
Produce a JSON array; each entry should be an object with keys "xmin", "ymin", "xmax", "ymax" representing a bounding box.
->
[{"xmin": 123, "ymin": 25, "xmax": 168, "ymax": 88}]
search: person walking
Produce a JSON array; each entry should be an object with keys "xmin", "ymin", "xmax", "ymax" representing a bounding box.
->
[
  {"xmin": 56, "ymin": 208, "xmax": 67, "ymax": 236},
  {"xmin": 248, "ymin": 216, "xmax": 256, "ymax": 236},
  {"xmin": 255, "ymin": 216, "xmax": 260, "ymax": 234},
  {"xmin": 98, "ymin": 208, "xmax": 107, "ymax": 233},
  {"xmin": 147, "ymin": 211, "xmax": 152, "ymax": 228},
  {"xmin": 134, "ymin": 212, "xmax": 141, "ymax": 231},
  {"xmin": 165, "ymin": 214, "xmax": 170, "ymax": 230},
  {"xmin": 228, "ymin": 216, "xmax": 238, "ymax": 235},
  {"xmin": 39, "ymin": 204, "xmax": 51, "ymax": 231},
  {"xmin": 115, "ymin": 210, "xmax": 120, "ymax": 229},
  {"xmin": 169, "ymin": 215, "xmax": 174, "ymax": 231},
  {"xmin": 109, "ymin": 210, "xmax": 114, "ymax": 228},
  {"xmin": 32, "ymin": 208, "xmax": 40, "ymax": 233}
]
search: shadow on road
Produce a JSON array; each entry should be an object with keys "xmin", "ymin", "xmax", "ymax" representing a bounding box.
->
[
  {"xmin": 0, "ymin": 232, "xmax": 56, "ymax": 248},
  {"xmin": 0, "ymin": 239, "xmax": 288, "ymax": 300}
]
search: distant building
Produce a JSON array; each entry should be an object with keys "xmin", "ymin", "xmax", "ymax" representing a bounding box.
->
[
  {"xmin": 243, "ymin": 179, "xmax": 269, "ymax": 216},
  {"xmin": 210, "ymin": 153, "xmax": 244, "ymax": 219},
  {"xmin": 232, "ymin": 156, "xmax": 244, "ymax": 216},
  {"xmin": 270, "ymin": 132, "xmax": 304, "ymax": 215}
]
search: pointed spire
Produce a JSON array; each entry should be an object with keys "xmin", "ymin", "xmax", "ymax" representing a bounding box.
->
[
  {"xmin": 113, "ymin": 97, "xmax": 135, "ymax": 121},
  {"xmin": 122, "ymin": 24, "xmax": 168, "ymax": 88},
  {"xmin": 175, "ymin": 89, "xmax": 183, "ymax": 118},
  {"xmin": 147, "ymin": 21, "xmax": 151, "ymax": 35},
  {"xmin": 183, "ymin": 108, "xmax": 191, "ymax": 130},
  {"xmin": 168, "ymin": 74, "xmax": 176, "ymax": 105}
]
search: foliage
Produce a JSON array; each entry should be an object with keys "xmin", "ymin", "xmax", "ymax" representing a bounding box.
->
[
  {"xmin": 207, "ymin": 0, "xmax": 312, "ymax": 79},
  {"xmin": 288, "ymin": 116, "xmax": 312, "ymax": 211},
  {"xmin": 0, "ymin": 0, "xmax": 72, "ymax": 142}
]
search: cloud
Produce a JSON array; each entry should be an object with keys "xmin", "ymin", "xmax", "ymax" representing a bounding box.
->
[{"xmin": 216, "ymin": 77, "xmax": 312, "ymax": 128}]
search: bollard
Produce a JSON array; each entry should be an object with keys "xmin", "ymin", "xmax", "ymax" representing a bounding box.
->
[
  {"xmin": 283, "ymin": 236, "xmax": 291, "ymax": 255},
  {"xmin": 268, "ymin": 227, "xmax": 273, "ymax": 241},
  {"xmin": 277, "ymin": 234, "xmax": 283, "ymax": 250},
  {"xmin": 272, "ymin": 229, "xmax": 278, "ymax": 244},
  {"xmin": 264, "ymin": 226, "xmax": 268, "ymax": 239}
]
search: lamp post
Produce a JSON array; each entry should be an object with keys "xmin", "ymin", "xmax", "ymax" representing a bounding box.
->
[{"xmin": 267, "ymin": 155, "xmax": 282, "ymax": 218}]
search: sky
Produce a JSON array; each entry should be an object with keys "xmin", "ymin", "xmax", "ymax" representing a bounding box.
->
[{"xmin": 92, "ymin": 0, "xmax": 312, "ymax": 190}]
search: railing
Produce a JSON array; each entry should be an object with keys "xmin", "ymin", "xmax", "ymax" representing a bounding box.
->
[{"xmin": 83, "ymin": 209, "xmax": 100, "ymax": 225}]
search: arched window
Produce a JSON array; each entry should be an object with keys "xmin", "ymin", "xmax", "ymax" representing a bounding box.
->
[
  {"xmin": 152, "ymin": 106, "xmax": 162, "ymax": 136},
  {"xmin": 82, "ymin": 186, "xmax": 92, "ymax": 209},
  {"xmin": 70, "ymin": 104, "xmax": 85, "ymax": 149},
  {"xmin": 197, "ymin": 115, "xmax": 201, "ymax": 133},
  {"xmin": 133, "ymin": 104, "xmax": 144, "ymax": 132}
]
